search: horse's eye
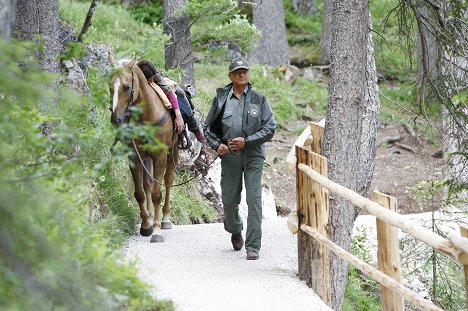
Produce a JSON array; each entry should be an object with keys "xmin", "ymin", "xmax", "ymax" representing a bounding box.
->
[{"xmin": 123, "ymin": 84, "xmax": 130, "ymax": 91}]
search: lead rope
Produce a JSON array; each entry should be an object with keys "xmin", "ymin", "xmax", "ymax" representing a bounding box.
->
[{"xmin": 132, "ymin": 138, "xmax": 218, "ymax": 187}]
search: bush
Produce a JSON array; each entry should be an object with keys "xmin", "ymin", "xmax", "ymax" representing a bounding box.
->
[{"xmin": 0, "ymin": 38, "xmax": 172, "ymax": 311}]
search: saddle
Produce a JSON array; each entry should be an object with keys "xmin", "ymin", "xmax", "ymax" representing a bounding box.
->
[{"xmin": 148, "ymin": 81, "xmax": 193, "ymax": 150}]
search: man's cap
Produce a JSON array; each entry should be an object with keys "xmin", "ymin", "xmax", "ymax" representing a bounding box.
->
[{"xmin": 229, "ymin": 57, "xmax": 250, "ymax": 73}]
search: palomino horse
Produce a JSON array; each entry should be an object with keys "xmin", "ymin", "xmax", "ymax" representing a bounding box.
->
[{"xmin": 108, "ymin": 53, "xmax": 178, "ymax": 242}]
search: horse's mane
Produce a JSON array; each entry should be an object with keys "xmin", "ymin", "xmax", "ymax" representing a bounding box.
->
[{"xmin": 116, "ymin": 58, "xmax": 133, "ymax": 68}]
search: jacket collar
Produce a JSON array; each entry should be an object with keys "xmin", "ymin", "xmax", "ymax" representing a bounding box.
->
[{"xmin": 216, "ymin": 82, "xmax": 252, "ymax": 108}]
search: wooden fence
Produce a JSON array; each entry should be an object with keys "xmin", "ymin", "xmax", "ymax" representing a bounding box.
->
[{"xmin": 288, "ymin": 122, "xmax": 468, "ymax": 311}]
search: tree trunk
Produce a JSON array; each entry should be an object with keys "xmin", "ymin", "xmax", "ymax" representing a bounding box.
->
[
  {"xmin": 318, "ymin": 0, "xmax": 332, "ymax": 65},
  {"xmin": 0, "ymin": 0, "xmax": 16, "ymax": 38},
  {"xmin": 322, "ymin": 0, "xmax": 380, "ymax": 309},
  {"xmin": 411, "ymin": 1, "xmax": 467, "ymax": 198},
  {"xmin": 292, "ymin": 0, "xmax": 316, "ymax": 15},
  {"xmin": 250, "ymin": 0, "xmax": 289, "ymax": 66},
  {"xmin": 163, "ymin": 0, "xmax": 194, "ymax": 87},
  {"xmin": 414, "ymin": 1, "xmax": 439, "ymax": 93},
  {"xmin": 13, "ymin": 0, "xmax": 60, "ymax": 73}
]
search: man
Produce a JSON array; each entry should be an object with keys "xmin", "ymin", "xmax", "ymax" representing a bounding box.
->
[{"xmin": 204, "ymin": 57, "xmax": 276, "ymax": 260}]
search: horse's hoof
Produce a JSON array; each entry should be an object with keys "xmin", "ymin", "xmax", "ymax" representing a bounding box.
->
[
  {"xmin": 140, "ymin": 226, "xmax": 154, "ymax": 237},
  {"xmin": 161, "ymin": 221, "xmax": 172, "ymax": 229},
  {"xmin": 150, "ymin": 234, "xmax": 165, "ymax": 243}
]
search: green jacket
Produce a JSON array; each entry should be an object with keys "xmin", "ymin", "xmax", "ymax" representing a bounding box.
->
[{"xmin": 204, "ymin": 83, "xmax": 276, "ymax": 158}]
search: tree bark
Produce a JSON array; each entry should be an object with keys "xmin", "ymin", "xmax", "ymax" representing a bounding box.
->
[
  {"xmin": 322, "ymin": 0, "xmax": 380, "ymax": 309},
  {"xmin": 292, "ymin": 0, "xmax": 316, "ymax": 15},
  {"xmin": 318, "ymin": 0, "xmax": 332, "ymax": 65},
  {"xmin": 77, "ymin": 0, "xmax": 98, "ymax": 42},
  {"xmin": 250, "ymin": 0, "xmax": 289, "ymax": 66},
  {"xmin": 414, "ymin": 1, "xmax": 440, "ymax": 92},
  {"xmin": 163, "ymin": 0, "xmax": 195, "ymax": 87},
  {"xmin": 0, "ymin": 0, "xmax": 16, "ymax": 38},
  {"xmin": 13, "ymin": 0, "xmax": 60, "ymax": 73}
]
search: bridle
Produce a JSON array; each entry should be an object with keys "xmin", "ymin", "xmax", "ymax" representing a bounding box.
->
[{"xmin": 122, "ymin": 69, "xmax": 135, "ymax": 124}]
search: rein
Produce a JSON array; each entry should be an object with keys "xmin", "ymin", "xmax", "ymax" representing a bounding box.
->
[{"xmin": 132, "ymin": 138, "xmax": 218, "ymax": 187}]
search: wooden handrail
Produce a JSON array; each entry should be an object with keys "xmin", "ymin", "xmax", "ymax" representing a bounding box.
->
[
  {"xmin": 297, "ymin": 163, "xmax": 467, "ymax": 261},
  {"xmin": 301, "ymin": 225, "xmax": 444, "ymax": 311}
]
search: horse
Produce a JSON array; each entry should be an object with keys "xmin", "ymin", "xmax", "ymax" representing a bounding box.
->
[{"xmin": 108, "ymin": 53, "xmax": 178, "ymax": 243}]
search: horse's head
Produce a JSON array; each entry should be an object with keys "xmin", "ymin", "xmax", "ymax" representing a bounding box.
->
[{"xmin": 108, "ymin": 53, "xmax": 139, "ymax": 126}]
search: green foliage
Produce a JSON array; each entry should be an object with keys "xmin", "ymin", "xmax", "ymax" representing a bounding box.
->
[
  {"xmin": 344, "ymin": 227, "xmax": 381, "ymax": 311},
  {"xmin": 58, "ymin": 0, "xmax": 168, "ymax": 66},
  {"xmin": 0, "ymin": 39, "xmax": 172, "ymax": 310},
  {"xmin": 371, "ymin": 0, "xmax": 417, "ymax": 80},
  {"xmin": 170, "ymin": 172, "xmax": 218, "ymax": 225},
  {"xmin": 401, "ymin": 181, "xmax": 466, "ymax": 310},
  {"xmin": 129, "ymin": 0, "xmax": 163, "ymax": 25},
  {"xmin": 283, "ymin": 0, "xmax": 322, "ymax": 63},
  {"xmin": 343, "ymin": 274, "xmax": 381, "ymax": 311},
  {"xmin": 378, "ymin": 82, "xmax": 417, "ymax": 123},
  {"xmin": 283, "ymin": 0, "xmax": 322, "ymax": 46},
  {"xmin": 194, "ymin": 62, "xmax": 328, "ymax": 126},
  {"xmin": 59, "ymin": 41, "xmax": 88, "ymax": 62},
  {"xmin": 188, "ymin": 0, "xmax": 260, "ymax": 56}
]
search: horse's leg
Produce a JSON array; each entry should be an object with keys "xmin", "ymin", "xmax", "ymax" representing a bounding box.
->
[
  {"xmin": 149, "ymin": 151, "xmax": 167, "ymax": 243},
  {"xmin": 130, "ymin": 161, "xmax": 153, "ymax": 237},
  {"xmin": 161, "ymin": 147, "xmax": 177, "ymax": 230}
]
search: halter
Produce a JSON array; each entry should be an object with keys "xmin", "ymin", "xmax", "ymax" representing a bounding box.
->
[
  {"xmin": 123, "ymin": 69, "xmax": 135, "ymax": 123},
  {"xmin": 124, "ymin": 68, "xmax": 171, "ymax": 127}
]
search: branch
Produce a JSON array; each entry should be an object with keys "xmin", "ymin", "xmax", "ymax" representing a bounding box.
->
[{"xmin": 77, "ymin": 0, "xmax": 98, "ymax": 42}]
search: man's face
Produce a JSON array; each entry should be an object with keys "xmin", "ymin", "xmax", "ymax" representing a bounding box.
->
[{"xmin": 229, "ymin": 68, "xmax": 250, "ymax": 87}]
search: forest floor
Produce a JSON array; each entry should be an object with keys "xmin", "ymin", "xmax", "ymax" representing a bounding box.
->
[{"xmin": 264, "ymin": 120, "xmax": 445, "ymax": 216}]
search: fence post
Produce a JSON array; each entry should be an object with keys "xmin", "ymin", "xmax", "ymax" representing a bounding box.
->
[
  {"xmin": 310, "ymin": 121, "xmax": 324, "ymax": 154},
  {"xmin": 373, "ymin": 191, "xmax": 404, "ymax": 311},
  {"xmin": 296, "ymin": 145, "xmax": 311, "ymax": 284},
  {"xmin": 310, "ymin": 151, "xmax": 331, "ymax": 305},
  {"xmin": 460, "ymin": 225, "xmax": 468, "ymax": 311}
]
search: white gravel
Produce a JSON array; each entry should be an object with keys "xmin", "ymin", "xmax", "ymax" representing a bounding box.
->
[{"xmin": 124, "ymin": 217, "xmax": 332, "ymax": 311}]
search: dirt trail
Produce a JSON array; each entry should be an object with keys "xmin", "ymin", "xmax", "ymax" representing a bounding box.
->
[{"xmin": 264, "ymin": 122, "xmax": 444, "ymax": 215}]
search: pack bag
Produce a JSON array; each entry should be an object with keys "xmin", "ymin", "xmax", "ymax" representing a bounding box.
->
[{"xmin": 182, "ymin": 84, "xmax": 196, "ymax": 110}]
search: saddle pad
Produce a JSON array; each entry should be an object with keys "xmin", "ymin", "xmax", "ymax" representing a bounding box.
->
[{"xmin": 149, "ymin": 82, "xmax": 172, "ymax": 110}]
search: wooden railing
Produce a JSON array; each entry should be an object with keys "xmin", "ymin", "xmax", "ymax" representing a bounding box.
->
[{"xmin": 288, "ymin": 122, "xmax": 468, "ymax": 311}]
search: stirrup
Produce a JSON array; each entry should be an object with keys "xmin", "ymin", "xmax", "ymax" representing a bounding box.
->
[{"xmin": 178, "ymin": 130, "xmax": 192, "ymax": 150}]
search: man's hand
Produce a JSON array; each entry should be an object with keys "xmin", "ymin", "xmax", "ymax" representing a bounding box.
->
[
  {"xmin": 174, "ymin": 109, "xmax": 184, "ymax": 134},
  {"xmin": 217, "ymin": 143, "xmax": 230, "ymax": 156},
  {"xmin": 228, "ymin": 137, "xmax": 245, "ymax": 151}
]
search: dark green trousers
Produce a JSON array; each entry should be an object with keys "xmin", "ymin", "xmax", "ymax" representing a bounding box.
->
[{"xmin": 220, "ymin": 153, "xmax": 264, "ymax": 251}]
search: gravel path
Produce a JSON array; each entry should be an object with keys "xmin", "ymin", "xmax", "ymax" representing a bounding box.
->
[{"xmin": 124, "ymin": 217, "xmax": 331, "ymax": 311}]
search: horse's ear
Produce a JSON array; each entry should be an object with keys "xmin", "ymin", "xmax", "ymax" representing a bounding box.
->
[
  {"xmin": 128, "ymin": 53, "xmax": 137, "ymax": 68},
  {"xmin": 108, "ymin": 52, "xmax": 116, "ymax": 66}
]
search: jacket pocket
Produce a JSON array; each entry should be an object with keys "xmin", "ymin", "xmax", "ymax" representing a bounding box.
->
[
  {"xmin": 222, "ymin": 111, "xmax": 233, "ymax": 128},
  {"xmin": 244, "ymin": 104, "xmax": 260, "ymax": 135}
]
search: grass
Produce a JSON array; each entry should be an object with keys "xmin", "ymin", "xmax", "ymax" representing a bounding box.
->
[
  {"xmin": 59, "ymin": 0, "xmax": 167, "ymax": 67},
  {"xmin": 194, "ymin": 61, "xmax": 328, "ymax": 126},
  {"xmin": 343, "ymin": 268, "xmax": 381, "ymax": 311}
]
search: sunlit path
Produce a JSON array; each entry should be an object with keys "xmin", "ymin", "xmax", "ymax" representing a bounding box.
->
[{"xmin": 124, "ymin": 217, "xmax": 331, "ymax": 311}]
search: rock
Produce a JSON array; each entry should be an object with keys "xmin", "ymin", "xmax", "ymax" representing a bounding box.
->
[
  {"xmin": 302, "ymin": 67, "xmax": 322, "ymax": 82},
  {"xmin": 432, "ymin": 150, "xmax": 443, "ymax": 158},
  {"xmin": 61, "ymin": 59, "xmax": 89, "ymax": 92}
]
